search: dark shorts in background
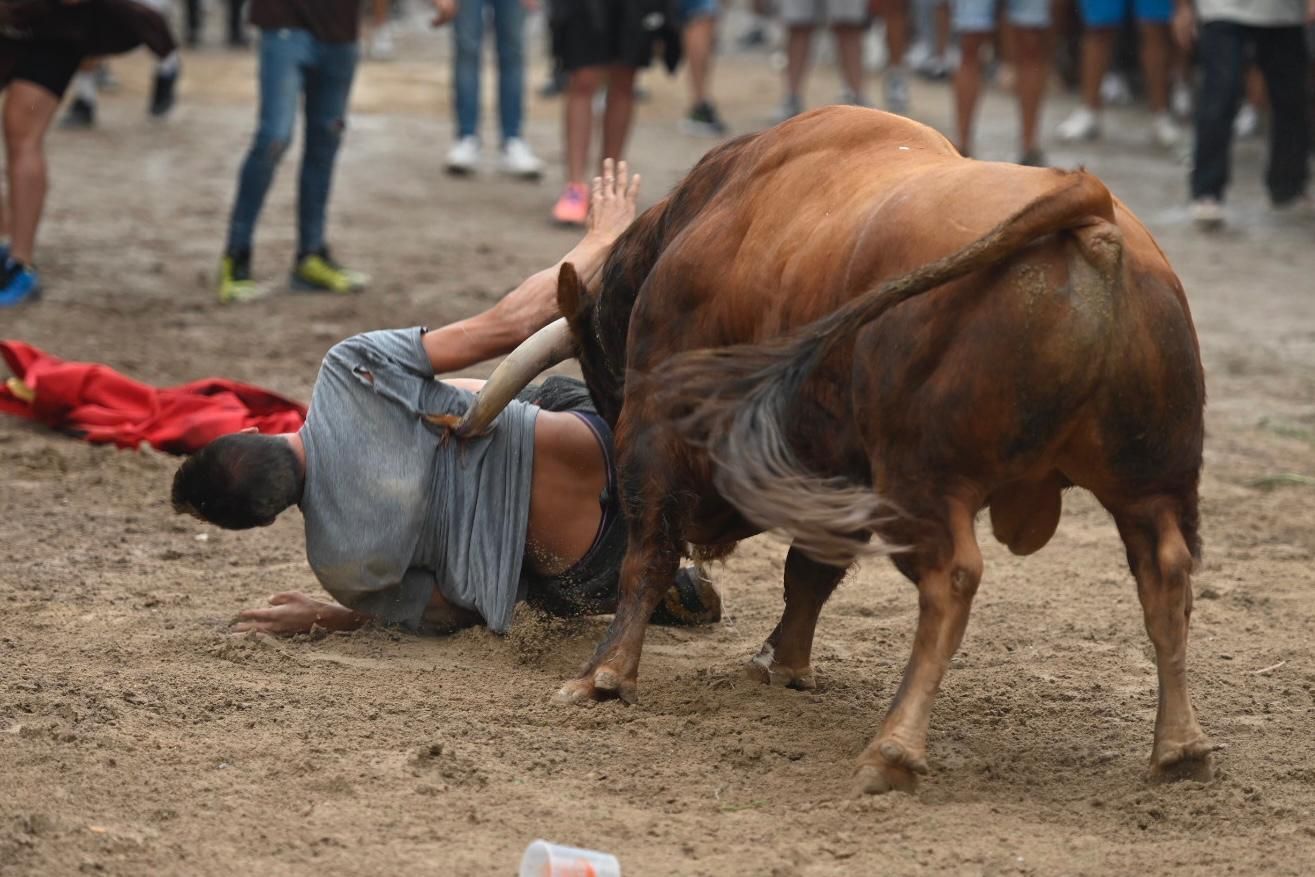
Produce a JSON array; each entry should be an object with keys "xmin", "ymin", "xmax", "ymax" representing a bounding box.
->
[
  {"xmin": 0, "ymin": 40, "xmax": 85, "ymax": 98},
  {"xmin": 549, "ymin": 0, "xmax": 681, "ymax": 72}
]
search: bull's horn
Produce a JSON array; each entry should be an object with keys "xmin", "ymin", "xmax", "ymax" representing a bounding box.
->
[{"xmin": 452, "ymin": 317, "xmax": 576, "ymax": 438}]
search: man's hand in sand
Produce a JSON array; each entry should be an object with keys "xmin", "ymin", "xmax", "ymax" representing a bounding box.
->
[
  {"xmin": 586, "ymin": 158, "xmax": 641, "ymax": 248},
  {"xmin": 233, "ymin": 592, "xmax": 366, "ymax": 636}
]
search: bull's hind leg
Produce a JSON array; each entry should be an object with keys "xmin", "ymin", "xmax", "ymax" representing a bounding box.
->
[
  {"xmin": 1114, "ymin": 502, "xmax": 1216, "ymax": 781},
  {"xmin": 855, "ymin": 497, "xmax": 983, "ymax": 795},
  {"xmin": 747, "ymin": 547, "xmax": 848, "ymax": 690}
]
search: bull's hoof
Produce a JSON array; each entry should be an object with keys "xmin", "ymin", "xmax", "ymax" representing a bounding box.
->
[
  {"xmin": 852, "ymin": 740, "xmax": 928, "ymax": 796},
  {"xmin": 745, "ymin": 643, "xmax": 816, "ymax": 690},
  {"xmin": 554, "ymin": 666, "xmax": 639, "ymax": 706},
  {"xmin": 1151, "ymin": 736, "xmax": 1218, "ymax": 783}
]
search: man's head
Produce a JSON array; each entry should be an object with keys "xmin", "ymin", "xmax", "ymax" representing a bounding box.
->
[{"xmin": 171, "ymin": 433, "xmax": 302, "ymax": 530}]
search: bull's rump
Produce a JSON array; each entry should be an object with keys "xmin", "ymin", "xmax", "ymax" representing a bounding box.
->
[{"xmin": 630, "ymin": 107, "xmax": 1203, "ymax": 553}]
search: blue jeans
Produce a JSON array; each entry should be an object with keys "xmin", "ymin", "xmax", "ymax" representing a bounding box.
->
[
  {"xmin": 452, "ymin": 0, "xmax": 526, "ymax": 141},
  {"xmin": 226, "ymin": 29, "xmax": 359, "ymax": 257}
]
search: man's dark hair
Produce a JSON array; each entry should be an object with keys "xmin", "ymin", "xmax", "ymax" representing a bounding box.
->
[{"xmin": 171, "ymin": 434, "xmax": 302, "ymax": 530}]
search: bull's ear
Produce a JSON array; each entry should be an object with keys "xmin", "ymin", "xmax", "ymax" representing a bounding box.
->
[{"xmin": 556, "ymin": 262, "xmax": 592, "ymax": 324}]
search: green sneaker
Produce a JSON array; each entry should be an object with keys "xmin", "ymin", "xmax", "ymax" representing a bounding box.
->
[
  {"xmin": 217, "ymin": 252, "xmax": 265, "ymax": 304},
  {"xmin": 290, "ymin": 249, "xmax": 368, "ymax": 294}
]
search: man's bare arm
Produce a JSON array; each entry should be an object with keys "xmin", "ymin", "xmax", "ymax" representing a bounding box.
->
[{"xmin": 422, "ymin": 159, "xmax": 641, "ymax": 374}]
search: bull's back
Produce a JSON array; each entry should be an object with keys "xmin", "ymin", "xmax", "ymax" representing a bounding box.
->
[{"xmin": 630, "ymin": 123, "xmax": 1117, "ymax": 362}]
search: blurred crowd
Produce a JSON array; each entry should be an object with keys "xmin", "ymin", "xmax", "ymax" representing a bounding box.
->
[{"xmin": 0, "ymin": 0, "xmax": 1312, "ymax": 307}]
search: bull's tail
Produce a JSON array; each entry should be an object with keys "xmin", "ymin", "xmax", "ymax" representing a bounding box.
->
[{"xmin": 660, "ymin": 170, "xmax": 1116, "ymax": 566}]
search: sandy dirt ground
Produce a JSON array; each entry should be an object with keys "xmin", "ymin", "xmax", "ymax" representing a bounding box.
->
[{"xmin": 3, "ymin": 14, "xmax": 1315, "ymax": 876}]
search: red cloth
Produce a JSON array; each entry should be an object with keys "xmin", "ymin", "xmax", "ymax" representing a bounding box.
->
[{"xmin": 0, "ymin": 340, "xmax": 306, "ymax": 454}]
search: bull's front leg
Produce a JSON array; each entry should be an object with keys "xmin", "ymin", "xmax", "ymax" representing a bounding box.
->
[
  {"xmin": 555, "ymin": 432, "xmax": 685, "ymax": 706},
  {"xmin": 855, "ymin": 497, "xmax": 983, "ymax": 794},
  {"xmin": 747, "ymin": 547, "xmax": 849, "ymax": 690}
]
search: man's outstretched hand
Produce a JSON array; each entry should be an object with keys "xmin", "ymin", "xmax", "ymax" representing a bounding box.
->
[
  {"xmin": 586, "ymin": 158, "xmax": 642, "ymax": 247},
  {"xmin": 233, "ymin": 592, "xmax": 366, "ymax": 636}
]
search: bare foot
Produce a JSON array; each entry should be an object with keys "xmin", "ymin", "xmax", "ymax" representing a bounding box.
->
[
  {"xmin": 233, "ymin": 592, "xmax": 367, "ymax": 636},
  {"xmin": 585, "ymin": 157, "xmax": 641, "ymax": 247}
]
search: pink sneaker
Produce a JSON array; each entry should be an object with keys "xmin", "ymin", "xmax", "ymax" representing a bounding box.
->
[{"xmin": 552, "ymin": 182, "xmax": 589, "ymax": 226}]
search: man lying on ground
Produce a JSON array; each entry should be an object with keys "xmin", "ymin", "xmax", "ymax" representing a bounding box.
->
[{"xmin": 172, "ymin": 161, "xmax": 721, "ymax": 636}]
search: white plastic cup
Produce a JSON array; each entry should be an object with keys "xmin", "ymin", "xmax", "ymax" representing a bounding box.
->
[{"xmin": 519, "ymin": 839, "xmax": 621, "ymax": 877}]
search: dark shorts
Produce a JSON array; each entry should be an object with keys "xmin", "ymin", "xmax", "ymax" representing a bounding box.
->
[
  {"xmin": 516, "ymin": 377, "xmax": 718, "ymax": 625},
  {"xmin": 522, "ymin": 406, "xmax": 628, "ymax": 617},
  {"xmin": 549, "ymin": 0, "xmax": 676, "ymax": 72},
  {"xmin": 0, "ymin": 40, "xmax": 85, "ymax": 98}
]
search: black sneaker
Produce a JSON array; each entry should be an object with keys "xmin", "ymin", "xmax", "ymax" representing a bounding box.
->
[
  {"xmin": 150, "ymin": 69, "xmax": 178, "ymax": 118},
  {"xmin": 650, "ymin": 565, "xmax": 722, "ymax": 627},
  {"xmin": 60, "ymin": 97, "xmax": 95, "ymax": 129},
  {"xmin": 680, "ymin": 101, "xmax": 729, "ymax": 138},
  {"xmin": 1018, "ymin": 148, "xmax": 1048, "ymax": 168}
]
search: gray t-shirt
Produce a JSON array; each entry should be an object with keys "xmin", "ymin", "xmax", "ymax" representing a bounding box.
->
[
  {"xmin": 1197, "ymin": 0, "xmax": 1304, "ymax": 25},
  {"xmin": 298, "ymin": 328, "xmax": 538, "ymax": 633}
]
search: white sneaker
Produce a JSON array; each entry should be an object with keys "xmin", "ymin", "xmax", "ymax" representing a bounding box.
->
[
  {"xmin": 1152, "ymin": 112, "xmax": 1181, "ymax": 149},
  {"xmin": 1234, "ymin": 103, "xmax": 1260, "ymax": 140},
  {"xmin": 368, "ymin": 25, "xmax": 396, "ymax": 61},
  {"xmin": 1099, "ymin": 72, "xmax": 1132, "ymax": 106},
  {"xmin": 499, "ymin": 137, "xmax": 544, "ymax": 180},
  {"xmin": 1056, "ymin": 106, "xmax": 1101, "ymax": 142},
  {"xmin": 445, "ymin": 136, "xmax": 481, "ymax": 176},
  {"xmin": 1190, "ymin": 197, "xmax": 1224, "ymax": 230}
]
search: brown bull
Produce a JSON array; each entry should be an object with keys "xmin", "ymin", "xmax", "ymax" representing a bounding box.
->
[{"xmin": 463, "ymin": 107, "xmax": 1213, "ymax": 793}]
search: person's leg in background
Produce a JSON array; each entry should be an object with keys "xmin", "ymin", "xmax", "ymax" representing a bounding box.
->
[
  {"xmin": 150, "ymin": 50, "xmax": 182, "ymax": 118},
  {"xmin": 1253, "ymin": 24, "xmax": 1310, "ymax": 208},
  {"xmin": 493, "ymin": 0, "xmax": 543, "ymax": 177},
  {"xmin": 60, "ymin": 59, "xmax": 100, "ymax": 129},
  {"xmin": 219, "ymin": 30, "xmax": 307, "ymax": 302},
  {"xmin": 1006, "ymin": 0, "xmax": 1053, "ymax": 165},
  {"xmin": 680, "ymin": 0, "xmax": 730, "ymax": 136},
  {"xmin": 739, "ymin": 0, "xmax": 773, "ymax": 47},
  {"xmin": 1136, "ymin": 0, "xmax": 1181, "ymax": 147},
  {"xmin": 1189, "ymin": 20, "xmax": 1246, "ymax": 227},
  {"xmin": 600, "ymin": 64, "xmax": 637, "ymax": 170},
  {"xmin": 291, "ymin": 38, "xmax": 366, "ymax": 293},
  {"xmin": 228, "ymin": 0, "xmax": 248, "ymax": 48},
  {"xmin": 185, "ymin": 0, "xmax": 203, "ymax": 46},
  {"xmin": 1233, "ymin": 66, "xmax": 1266, "ymax": 139},
  {"xmin": 1012, "ymin": 26, "xmax": 1051, "ymax": 164},
  {"xmin": 778, "ymin": 0, "xmax": 817, "ymax": 119},
  {"xmin": 880, "ymin": 0, "xmax": 913, "ymax": 112},
  {"xmin": 554, "ymin": 65, "xmax": 604, "ymax": 224},
  {"xmin": 446, "ymin": 0, "xmax": 485, "ymax": 173},
  {"xmin": 1, "ymin": 79, "xmax": 64, "ymax": 305},
  {"xmin": 131, "ymin": 0, "xmax": 182, "ymax": 117},
  {"xmin": 1055, "ymin": 0, "xmax": 1116, "ymax": 143},
  {"xmin": 367, "ymin": 0, "xmax": 395, "ymax": 59},
  {"xmin": 952, "ymin": 0, "xmax": 994, "ymax": 156},
  {"xmin": 833, "ymin": 23, "xmax": 870, "ymax": 104}
]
